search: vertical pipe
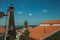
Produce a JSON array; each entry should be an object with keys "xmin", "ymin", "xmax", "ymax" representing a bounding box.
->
[
  {"xmin": 44, "ymin": 28, "xmax": 46, "ymax": 33},
  {"xmin": 4, "ymin": 12, "xmax": 10, "ymax": 40}
]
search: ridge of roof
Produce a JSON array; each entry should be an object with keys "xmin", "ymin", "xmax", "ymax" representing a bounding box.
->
[{"xmin": 40, "ymin": 20, "xmax": 60, "ymax": 24}]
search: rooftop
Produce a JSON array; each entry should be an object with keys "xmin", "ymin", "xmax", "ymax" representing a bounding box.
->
[
  {"xmin": 0, "ymin": 26, "xmax": 5, "ymax": 34},
  {"xmin": 40, "ymin": 20, "xmax": 60, "ymax": 24},
  {"xmin": 29, "ymin": 26, "xmax": 60, "ymax": 40}
]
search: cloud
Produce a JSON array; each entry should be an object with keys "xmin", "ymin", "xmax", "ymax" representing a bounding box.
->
[
  {"xmin": 42, "ymin": 9, "xmax": 48, "ymax": 13},
  {"xmin": 29, "ymin": 13, "xmax": 32, "ymax": 16},
  {"xmin": 18, "ymin": 11, "xmax": 23, "ymax": 14}
]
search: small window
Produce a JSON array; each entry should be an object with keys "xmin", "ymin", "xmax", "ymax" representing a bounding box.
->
[{"xmin": 50, "ymin": 24, "xmax": 53, "ymax": 25}]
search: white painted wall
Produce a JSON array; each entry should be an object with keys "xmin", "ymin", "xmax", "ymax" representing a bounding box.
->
[
  {"xmin": 40, "ymin": 24, "xmax": 60, "ymax": 26},
  {"xmin": 16, "ymin": 32, "xmax": 22, "ymax": 40},
  {"xmin": 53, "ymin": 24, "xmax": 60, "ymax": 26},
  {"xmin": 39, "ymin": 24, "xmax": 51, "ymax": 26}
]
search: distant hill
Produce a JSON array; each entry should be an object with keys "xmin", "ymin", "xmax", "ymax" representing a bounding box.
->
[{"xmin": 15, "ymin": 25, "xmax": 37, "ymax": 30}]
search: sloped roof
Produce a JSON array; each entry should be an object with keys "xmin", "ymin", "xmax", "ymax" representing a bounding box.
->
[
  {"xmin": 0, "ymin": 26, "xmax": 5, "ymax": 34},
  {"xmin": 0, "ymin": 26, "xmax": 60, "ymax": 40},
  {"xmin": 29, "ymin": 26, "xmax": 60, "ymax": 40},
  {"xmin": 41, "ymin": 29, "xmax": 60, "ymax": 40},
  {"xmin": 40, "ymin": 20, "xmax": 60, "ymax": 24},
  {"xmin": 17, "ymin": 26, "xmax": 60, "ymax": 40}
]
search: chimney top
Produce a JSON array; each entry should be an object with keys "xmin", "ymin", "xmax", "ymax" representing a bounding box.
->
[{"xmin": 9, "ymin": 4, "xmax": 14, "ymax": 7}]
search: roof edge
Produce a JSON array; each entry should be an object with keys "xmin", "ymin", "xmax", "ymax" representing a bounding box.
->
[{"xmin": 40, "ymin": 29, "xmax": 60, "ymax": 40}]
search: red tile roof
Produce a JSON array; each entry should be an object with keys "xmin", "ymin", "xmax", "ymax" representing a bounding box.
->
[
  {"xmin": 0, "ymin": 26, "xmax": 5, "ymax": 34},
  {"xmin": 16, "ymin": 26, "xmax": 60, "ymax": 40},
  {"xmin": 29, "ymin": 26, "xmax": 60, "ymax": 40},
  {"xmin": 40, "ymin": 20, "xmax": 60, "ymax": 24},
  {"xmin": 0, "ymin": 19, "xmax": 60, "ymax": 40}
]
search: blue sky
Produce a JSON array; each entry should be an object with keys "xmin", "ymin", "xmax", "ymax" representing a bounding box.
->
[{"xmin": 0, "ymin": 0, "xmax": 60, "ymax": 26}]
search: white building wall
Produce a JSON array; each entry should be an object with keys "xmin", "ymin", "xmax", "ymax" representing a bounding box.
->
[
  {"xmin": 40, "ymin": 24, "xmax": 60, "ymax": 26},
  {"xmin": 53, "ymin": 24, "xmax": 60, "ymax": 26},
  {"xmin": 16, "ymin": 32, "xmax": 22, "ymax": 40},
  {"xmin": 40, "ymin": 24, "xmax": 51, "ymax": 26}
]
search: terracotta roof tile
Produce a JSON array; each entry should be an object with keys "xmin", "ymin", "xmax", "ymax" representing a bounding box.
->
[
  {"xmin": 17, "ymin": 26, "xmax": 60, "ymax": 40},
  {"xmin": 0, "ymin": 26, "xmax": 5, "ymax": 34},
  {"xmin": 29, "ymin": 26, "xmax": 60, "ymax": 40},
  {"xmin": 41, "ymin": 20, "xmax": 60, "ymax": 24}
]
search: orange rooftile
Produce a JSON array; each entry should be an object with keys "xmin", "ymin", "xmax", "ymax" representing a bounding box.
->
[
  {"xmin": 0, "ymin": 26, "xmax": 5, "ymax": 34},
  {"xmin": 29, "ymin": 26, "xmax": 60, "ymax": 40},
  {"xmin": 40, "ymin": 20, "xmax": 60, "ymax": 24},
  {"xmin": 17, "ymin": 26, "xmax": 60, "ymax": 40}
]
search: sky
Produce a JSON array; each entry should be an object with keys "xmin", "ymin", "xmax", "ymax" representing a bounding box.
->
[{"xmin": 0, "ymin": 0, "xmax": 60, "ymax": 26}]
